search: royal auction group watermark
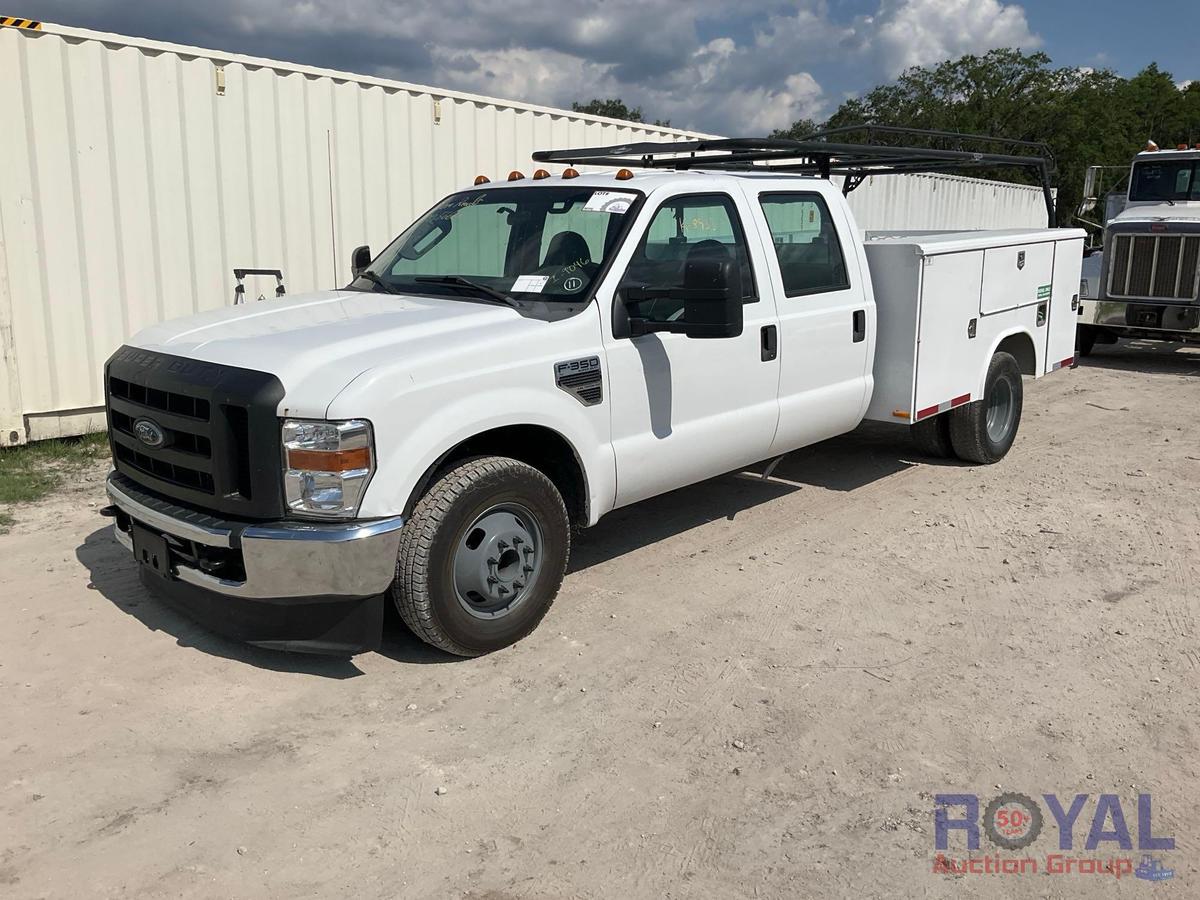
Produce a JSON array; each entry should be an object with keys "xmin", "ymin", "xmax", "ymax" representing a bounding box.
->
[{"xmin": 932, "ymin": 792, "xmax": 1176, "ymax": 882}]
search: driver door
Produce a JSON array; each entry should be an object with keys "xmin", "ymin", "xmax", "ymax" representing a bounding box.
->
[{"xmin": 601, "ymin": 190, "xmax": 781, "ymax": 508}]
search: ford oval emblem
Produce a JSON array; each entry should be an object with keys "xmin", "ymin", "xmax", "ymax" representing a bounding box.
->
[{"xmin": 133, "ymin": 418, "xmax": 166, "ymax": 449}]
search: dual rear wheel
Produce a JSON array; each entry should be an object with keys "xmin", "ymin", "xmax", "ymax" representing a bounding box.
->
[{"xmin": 911, "ymin": 351, "xmax": 1023, "ymax": 465}]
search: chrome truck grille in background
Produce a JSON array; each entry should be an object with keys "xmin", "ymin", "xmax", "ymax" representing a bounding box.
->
[{"xmin": 1106, "ymin": 233, "xmax": 1200, "ymax": 301}]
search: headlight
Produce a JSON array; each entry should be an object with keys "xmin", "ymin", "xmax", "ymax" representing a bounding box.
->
[{"xmin": 282, "ymin": 419, "xmax": 374, "ymax": 518}]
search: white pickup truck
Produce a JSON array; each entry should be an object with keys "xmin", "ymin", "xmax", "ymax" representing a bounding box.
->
[{"xmin": 102, "ymin": 137, "xmax": 1084, "ymax": 656}]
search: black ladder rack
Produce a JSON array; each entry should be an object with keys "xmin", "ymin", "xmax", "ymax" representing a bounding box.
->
[{"xmin": 531, "ymin": 125, "xmax": 1058, "ymax": 225}]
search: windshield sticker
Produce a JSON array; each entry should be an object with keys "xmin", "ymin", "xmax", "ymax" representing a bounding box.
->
[
  {"xmin": 512, "ymin": 274, "xmax": 550, "ymax": 293},
  {"xmin": 584, "ymin": 191, "xmax": 637, "ymax": 214},
  {"xmin": 430, "ymin": 193, "xmax": 486, "ymax": 222}
]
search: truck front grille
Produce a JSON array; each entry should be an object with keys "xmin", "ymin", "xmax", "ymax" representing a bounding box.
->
[
  {"xmin": 1107, "ymin": 233, "xmax": 1200, "ymax": 301},
  {"xmin": 104, "ymin": 347, "xmax": 286, "ymax": 519}
]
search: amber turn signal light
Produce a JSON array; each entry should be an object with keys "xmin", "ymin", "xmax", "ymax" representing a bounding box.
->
[{"xmin": 286, "ymin": 447, "xmax": 372, "ymax": 472}]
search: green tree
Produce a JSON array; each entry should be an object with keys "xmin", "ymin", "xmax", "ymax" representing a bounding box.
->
[
  {"xmin": 571, "ymin": 98, "xmax": 671, "ymax": 128},
  {"xmin": 820, "ymin": 49, "xmax": 1199, "ymax": 224},
  {"xmin": 770, "ymin": 118, "xmax": 822, "ymax": 140}
]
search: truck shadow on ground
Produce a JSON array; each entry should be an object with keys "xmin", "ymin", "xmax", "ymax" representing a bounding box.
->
[
  {"xmin": 76, "ymin": 422, "xmax": 938, "ymax": 672},
  {"xmin": 1078, "ymin": 340, "xmax": 1200, "ymax": 376},
  {"xmin": 570, "ymin": 421, "xmax": 942, "ymax": 572}
]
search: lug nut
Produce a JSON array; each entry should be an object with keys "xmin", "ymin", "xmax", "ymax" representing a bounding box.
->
[{"xmin": 497, "ymin": 540, "xmax": 509, "ymax": 550}]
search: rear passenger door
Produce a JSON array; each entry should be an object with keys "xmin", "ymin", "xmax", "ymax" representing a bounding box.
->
[{"xmin": 749, "ymin": 189, "xmax": 872, "ymax": 454}]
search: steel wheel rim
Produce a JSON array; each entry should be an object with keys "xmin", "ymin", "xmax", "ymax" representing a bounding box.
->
[
  {"xmin": 985, "ymin": 377, "xmax": 1016, "ymax": 443},
  {"xmin": 452, "ymin": 503, "xmax": 543, "ymax": 619}
]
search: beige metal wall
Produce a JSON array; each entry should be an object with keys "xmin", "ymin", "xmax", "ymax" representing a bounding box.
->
[
  {"xmin": 0, "ymin": 22, "xmax": 1053, "ymax": 446},
  {"xmin": 843, "ymin": 171, "xmax": 1051, "ymax": 232},
  {"xmin": 0, "ymin": 22, "xmax": 708, "ymax": 445}
]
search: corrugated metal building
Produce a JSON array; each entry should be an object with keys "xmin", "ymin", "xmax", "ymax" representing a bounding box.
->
[{"xmin": 0, "ymin": 20, "xmax": 1053, "ymax": 445}]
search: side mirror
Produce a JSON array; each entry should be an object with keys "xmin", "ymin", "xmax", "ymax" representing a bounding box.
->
[
  {"xmin": 681, "ymin": 256, "xmax": 742, "ymax": 339},
  {"xmin": 351, "ymin": 245, "xmax": 372, "ymax": 279},
  {"xmin": 1077, "ymin": 165, "xmax": 1101, "ymax": 216}
]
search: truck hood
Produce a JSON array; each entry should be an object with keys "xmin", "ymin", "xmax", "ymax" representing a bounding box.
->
[
  {"xmin": 1112, "ymin": 203, "xmax": 1200, "ymax": 225},
  {"xmin": 126, "ymin": 290, "xmax": 551, "ymax": 418}
]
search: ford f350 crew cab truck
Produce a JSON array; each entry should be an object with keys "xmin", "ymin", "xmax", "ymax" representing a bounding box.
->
[{"xmin": 102, "ymin": 134, "xmax": 1083, "ymax": 656}]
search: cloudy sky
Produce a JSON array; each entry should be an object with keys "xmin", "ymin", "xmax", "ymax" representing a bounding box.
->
[{"xmin": 17, "ymin": 0, "xmax": 1198, "ymax": 134}]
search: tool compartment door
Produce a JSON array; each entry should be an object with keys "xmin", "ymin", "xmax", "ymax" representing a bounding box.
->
[
  {"xmin": 913, "ymin": 250, "xmax": 984, "ymax": 420},
  {"xmin": 980, "ymin": 242, "xmax": 1055, "ymax": 315},
  {"xmin": 1044, "ymin": 237, "xmax": 1084, "ymax": 373}
]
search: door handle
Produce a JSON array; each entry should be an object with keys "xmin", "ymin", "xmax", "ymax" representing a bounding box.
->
[
  {"xmin": 852, "ymin": 309, "xmax": 866, "ymax": 343},
  {"xmin": 761, "ymin": 324, "xmax": 778, "ymax": 361}
]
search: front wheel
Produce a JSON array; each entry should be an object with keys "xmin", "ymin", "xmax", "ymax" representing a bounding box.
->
[
  {"xmin": 391, "ymin": 456, "xmax": 570, "ymax": 656},
  {"xmin": 948, "ymin": 351, "xmax": 1023, "ymax": 464}
]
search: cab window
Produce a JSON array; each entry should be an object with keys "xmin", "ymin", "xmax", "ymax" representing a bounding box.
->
[
  {"xmin": 618, "ymin": 193, "xmax": 757, "ymax": 325},
  {"xmin": 759, "ymin": 193, "xmax": 850, "ymax": 296}
]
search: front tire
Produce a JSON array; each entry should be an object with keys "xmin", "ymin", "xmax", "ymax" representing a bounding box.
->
[
  {"xmin": 949, "ymin": 351, "xmax": 1023, "ymax": 464},
  {"xmin": 391, "ymin": 456, "xmax": 570, "ymax": 656}
]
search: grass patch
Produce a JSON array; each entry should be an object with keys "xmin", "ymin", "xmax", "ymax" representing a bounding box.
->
[{"xmin": 0, "ymin": 433, "xmax": 109, "ymax": 508}]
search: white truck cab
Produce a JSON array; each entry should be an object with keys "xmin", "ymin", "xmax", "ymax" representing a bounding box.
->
[{"xmin": 103, "ymin": 137, "xmax": 1083, "ymax": 657}]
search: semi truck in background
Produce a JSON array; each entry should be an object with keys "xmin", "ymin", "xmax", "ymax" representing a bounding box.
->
[{"xmin": 1076, "ymin": 142, "xmax": 1200, "ymax": 355}]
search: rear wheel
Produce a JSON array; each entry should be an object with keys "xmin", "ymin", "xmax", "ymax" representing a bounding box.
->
[
  {"xmin": 1077, "ymin": 326, "xmax": 1097, "ymax": 358},
  {"xmin": 391, "ymin": 456, "xmax": 570, "ymax": 656},
  {"xmin": 911, "ymin": 413, "xmax": 954, "ymax": 458},
  {"xmin": 949, "ymin": 351, "xmax": 1023, "ymax": 464}
]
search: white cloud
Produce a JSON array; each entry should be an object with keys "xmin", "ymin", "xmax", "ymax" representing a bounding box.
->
[
  {"xmin": 870, "ymin": 0, "xmax": 1041, "ymax": 75},
  {"xmin": 733, "ymin": 74, "xmax": 827, "ymax": 134}
]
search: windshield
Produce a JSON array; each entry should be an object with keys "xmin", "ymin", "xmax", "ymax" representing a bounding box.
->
[
  {"xmin": 1129, "ymin": 160, "xmax": 1200, "ymax": 202},
  {"xmin": 354, "ymin": 185, "xmax": 641, "ymax": 301}
]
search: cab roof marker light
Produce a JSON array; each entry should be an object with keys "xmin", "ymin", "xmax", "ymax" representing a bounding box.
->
[
  {"xmin": 1145, "ymin": 140, "xmax": 1159, "ymax": 152},
  {"xmin": 532, "ymin": 169, "xmax": 550, "ymax": 180},
  {"xmin": 1178, "ymin": 144, "xmax": 1189, "ymax": 151},
  {"xmin": 615, "ymin": 168, "xmax": 634, "ymax": 180},
  {"xmin": 507, "ymin": 170, "xmax": 525, "ymax": 181},
  {"xmin": 562, "ymin": 167, "xmax": 580, "ymax": 179},
  {"xmin": 474, "ymin": 174, "xmax": 490, "ymax": 185}
]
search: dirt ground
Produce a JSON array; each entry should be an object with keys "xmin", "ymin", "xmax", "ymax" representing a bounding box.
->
[{"xmin": 2, "ymin": 341, "xmax": 1199, "ymax": 899}]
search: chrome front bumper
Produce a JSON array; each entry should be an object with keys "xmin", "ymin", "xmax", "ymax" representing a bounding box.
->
[
  {"xmin": 106, "ymin": 472, "xmax": 405, "ymax": 600},
  {"xmin": 1080, "ymin": 297, "xmax": 1200, "ymax": 337}
]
